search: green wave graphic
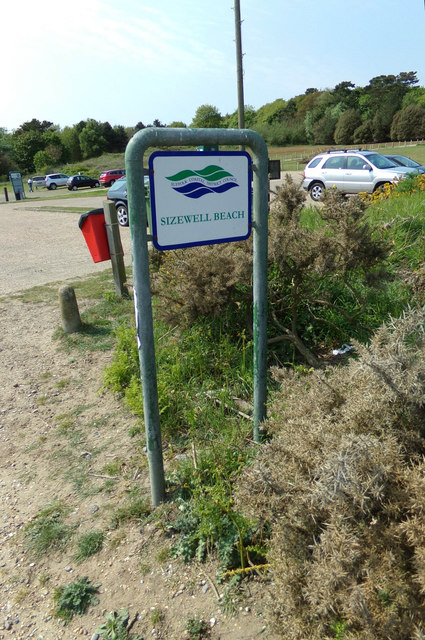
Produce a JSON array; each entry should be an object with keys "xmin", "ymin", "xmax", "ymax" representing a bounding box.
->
[{"xmin": 166, "ymin": 165, "xmax": 233, "ymax": 182}]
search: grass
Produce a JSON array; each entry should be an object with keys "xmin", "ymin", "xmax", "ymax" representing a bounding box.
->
[
  {"xmin": 23, "ymin": 501, "xmax": 76, "ymax": 557},
  {"xmin": 73, "ymin": 531, "xmax": 105, "ymax": 562},
  {"xmin": 110, "ymin": 494, "xmax": 151, "ymax": 529}
]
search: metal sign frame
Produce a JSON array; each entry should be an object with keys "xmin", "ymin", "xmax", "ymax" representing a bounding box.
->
[{"xmin": 125, "ymin": 127, "xmax": 268, "ymax": 506}]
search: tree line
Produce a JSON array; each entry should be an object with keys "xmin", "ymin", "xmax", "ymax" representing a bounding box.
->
[{"xmin": 1, "ymin": 70, "xmax": 424, "ymax": 177}]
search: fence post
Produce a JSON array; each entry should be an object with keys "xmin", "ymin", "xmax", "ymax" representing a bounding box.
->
[{"xmin": 103, "ymin": 200, "xmax": 128, "ymax": 298}]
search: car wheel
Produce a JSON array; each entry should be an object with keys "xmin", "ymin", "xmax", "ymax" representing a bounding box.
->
[
  {"xmin": 72, "ymin": 185, "xmax": 78, "ymax": 191},
  {"xmin": 116, "ymin": 203, "xmax": 129, "ymax": 227},
  {"xmin": 95, "ymin": 181, "xmax": 100, "ymax": 187},
  {"xmin": 309, "ymin": 182, "xmax": 324, "ymax": 201},
  {"xmin": 110, "ymin": 179, "xmax": 115, "ymax": 186},
  {"xmin": 50, "ymin": 183, "xmax": 57, "ymax": 190},
  {"xmin": 373, "ymin": 182, "xmax": 390, "ymax": 193}
]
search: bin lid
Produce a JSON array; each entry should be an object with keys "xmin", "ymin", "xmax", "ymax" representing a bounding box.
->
[{"xmin": 78, "ymin": 208, "xmax": 104, "ymax": 230}]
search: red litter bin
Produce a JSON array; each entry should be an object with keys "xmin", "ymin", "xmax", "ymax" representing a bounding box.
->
[{"xmin": 78, "ymin": 208, "xmax": 111, "ymax": 263}]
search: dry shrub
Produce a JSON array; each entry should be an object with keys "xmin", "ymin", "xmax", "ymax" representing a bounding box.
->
[
  {"xmin": 236, "ymin": 307, "xmax": 425, "ymax": 639},
  {"xmin": 151, "ymin": 241, "xmax": 252, "ymax": 328}
]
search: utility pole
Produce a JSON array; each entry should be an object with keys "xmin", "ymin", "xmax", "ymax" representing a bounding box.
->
[{"xmin": 234, "ymin": 0, "xmax": 245, "ymax": 130}]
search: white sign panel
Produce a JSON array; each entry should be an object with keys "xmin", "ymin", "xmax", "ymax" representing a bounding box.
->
[{"xmin": 149, "ymin": 151, "xmax": 252, "ymax": 250}]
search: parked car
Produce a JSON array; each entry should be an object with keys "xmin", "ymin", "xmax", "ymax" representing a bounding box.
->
[
  {"xmin": 44, "ymin": 173, "xmax": 69, "ymax": 190},
  {"xmin": 106, "ymin": 176, "xmax": 149, "ymax": 227},
  {"xmin": 67, "ymin": 175, "xmax": 101, "ymax": 190},
  {"xmin": 32, "ymin": 176, "xmax": 45, "ymax": 189},
  {"xmin": 99, "ymin": 169, "xmax": 126, "ymax": 187},
  {"xmin": 384, "ymin": 154, "xmax": 425, "ymax": 174},
  {"xmin": 302, "ymin": 149, "xmax": 417, "ymax": 201}
]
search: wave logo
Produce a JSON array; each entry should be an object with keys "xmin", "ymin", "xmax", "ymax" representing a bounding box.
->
[{"xmin": 165, "ymin": 165, "xmax": 239, "ymax": 199}]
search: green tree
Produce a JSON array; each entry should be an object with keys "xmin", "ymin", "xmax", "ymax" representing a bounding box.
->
[
  {"xmin": 61, "ymin": 126, "xmax": 82, "ymax": 162},
  {"xmin": 334, "ymin": 109, "xmax": 362, "ymax": 145},
  {"xmin": 255, "ymin": 98, "xmax": 287, "ymax": 126},
  {"xmin": 224, "ymin": 105, "xmax": 257, "ymax": 129},
  {"xmin": 390, "ymin": 104, "xmax": 425, "ymax": 141},
  {"xmin": 13, "ymin": 118, "xmax": 53, "ymax": 136},
  {"xmin": 167, "ymin": 121, "xmax": 187, "ymax": 128},
  {"xmin": 190, "ymin": 104, "xmax": 222, "ymax": 128},
  {"xmin": 353, "ymin": 120, "xmax": 373, "ymax": 144},
  {"xmin": 33, "ymin": 150, "xmax": 55, "ymax": 173},
  {"xmin": 42, "ymin": 130, "xmax": 64, "ymax": 164},
  {"xmin": 79, "ymin": 120, "xmax": 107, "ymax": 158},
  {"xmin": 12, "ymin": 130, "xmax": 44, "ymax": 172}
]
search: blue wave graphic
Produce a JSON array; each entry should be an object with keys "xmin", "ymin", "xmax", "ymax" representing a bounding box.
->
[{"xmin": 172, "ymin": 180, "xmax": 239, "ymax": 199}]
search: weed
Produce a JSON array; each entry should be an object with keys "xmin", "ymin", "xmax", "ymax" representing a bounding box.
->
[
  {"xmin": 38, "ymin": 573, "xmax": 50, "ymax": 586},
  {"xmin": 129, "ymin": 425, "xmax": 143, "ymax": 438},
  {"xmin": 24, "ymin": 501, "xmax": 76, "ymax": 557},
  {"xmin": 186, "ymin": 616, "xmax": 209, "ymax": 638},
  {"xmin": 53, "ymin": 577, "xmax": 99, "ymax": 622},
  {"xmin": 109, "ymin": 531, "xmax": 126, "ymax": 549},
  {"xmin": 73, "ymin": 531, "xmax": 104, "ymax": 563},
  {"xmin": 96, "ymin": 608, "xmax": 143, "ymax": 639},
  {"xmin": 14, "ymin": 588, "xmax": 29, "ymax": 604},
  {"xmin": 150, "ymin": 607, "xmax": 163, "ymax": 625},
  {"xmin": 102, "ymin": 459, "xmax": 124, "ymax": 476},
  {"xmin": 110, "ymin": 496, "xmax": 151, "ymax": 529},
  {"xmin": 156, "ymin": 547, "xmax": 171, "ymax": 563},
  {"xmin": 139, "ymin": 563, "xmax": 150, "ymax": 576},
  {"xmin": 330, "ymin": 618, "xmax": 349, "ymax": 639},
  {"xmin": 219, "ymin": 575, "xmax": 243, "ymax": 617}
]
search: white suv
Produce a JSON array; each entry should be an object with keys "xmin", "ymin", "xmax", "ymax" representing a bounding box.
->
[
  {"xmin": 302, "ymin": 150, "xmax": 416, "ymax": 201},
  {"xmin": 44, "ymin": 173, "xmax": 69, "ymax": 190}
]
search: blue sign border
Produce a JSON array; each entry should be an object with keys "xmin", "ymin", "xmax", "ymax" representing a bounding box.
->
[{"xmin": 148, "ymin": 150, "xmax": 252, "ymax": 251}]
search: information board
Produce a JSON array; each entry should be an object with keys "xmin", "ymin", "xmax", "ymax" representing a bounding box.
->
[{"xmin": 149, "ymin": 151, "xmax": 252, "ymax": 250}]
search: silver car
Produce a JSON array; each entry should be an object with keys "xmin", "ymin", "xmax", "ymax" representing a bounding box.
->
[
  {"xmin": 302, "ymin": 150, "xmax": 416, "ymax": 201},
  {"xmin": 44, "ymin": 173, "xmax": 69, "ymax": 190}
]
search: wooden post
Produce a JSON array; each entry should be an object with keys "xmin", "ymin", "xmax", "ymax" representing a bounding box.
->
[{"xmin": 103, "ymin": 200, "xmax": 128, "ymax": 298}]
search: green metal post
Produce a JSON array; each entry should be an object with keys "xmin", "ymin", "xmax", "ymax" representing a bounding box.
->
[{"xmin": 125, "ymin": 128, "xmax": 268, "ymax": 505}]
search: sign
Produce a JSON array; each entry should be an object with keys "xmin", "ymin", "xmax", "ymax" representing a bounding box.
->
[
  {"xmin": 149, "ymin": 150, "xmax": 252, "ymax": 250},
  {"xmin": 9, "ymin": 171, "xmax": 25, "ymax": 200}
]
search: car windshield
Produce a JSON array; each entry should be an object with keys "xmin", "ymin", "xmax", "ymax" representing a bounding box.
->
[
  {"xmin": 365, "ymin": 153, "xmax": 399, "ymax": 169},
  {"xmin": 392, "ymin": 156, "xmax": 419, "ymax": 168}
]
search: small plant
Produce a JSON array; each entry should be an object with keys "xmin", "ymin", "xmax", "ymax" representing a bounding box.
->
[
  {"xmin": 219, "ymin": 575, "xmax": 243, "ymax": 617},
  {"xmin": 24, "ymin": 501, "xmax": 75, "ymax": 557},
  {"xmin": 73, "ymin": 530, "xmax": 104, "ymax": 562},
  {"xmin": 38, "ymin": 572, "xmax": 50, "ymax": 586},
  {"xmin": 139, "ymin": 563, "xmax": 150, "ymax": 577},
  {"xmin": 156, "ymin": 546, "xmax": 171, "ymax": 563},
  {"xmin": 102, "ymin": 459, "xmax": 124, "ymax": 476},
  {"xmin": 53, "ymin": 576, "xmax": 99, "ymax": 622},
  {"xmin": 110, "ymin": 496, "xmax": 151, "ymax": 529},
  {"xmin": 150, "ymin": 607, "xmax": 163, "ymax": 625},
  {"xmin": 186, "ymin": 616, "xmax": 209, "ymax": 638},
  {"xmin": 331, "ymin": 618, "xmax": 349, "ymax": 639},
  {"xmin": 96, "ymin": 608, "xmax": 144, "ymax": 639},
  {"xmin": 14, "ymin": 587, "xmax": 29, "ymax": 604}
]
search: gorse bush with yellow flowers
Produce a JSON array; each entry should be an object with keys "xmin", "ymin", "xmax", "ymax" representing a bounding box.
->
[{"xmin": 362, "ymin": 172, "xmax": 425, "ymax": 203}]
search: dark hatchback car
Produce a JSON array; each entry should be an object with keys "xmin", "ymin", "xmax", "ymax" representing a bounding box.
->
[
  {"xmin": 384, "ymin": 154, "xmax": 425, "ymax": 174},
  {"xmin": 106, "ymin": 176, "xmax": 150, "ymax": 227},
  {"xmin": 67, "ymin": 175, "xmax": 101, "ymax": 190}
]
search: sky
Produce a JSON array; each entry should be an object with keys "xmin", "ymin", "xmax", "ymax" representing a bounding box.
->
[{"xmin": 2, "ymin": 0, "xmax": 425, "ymax": 132}]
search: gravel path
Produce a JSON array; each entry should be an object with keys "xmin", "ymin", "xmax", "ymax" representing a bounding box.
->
[{"xmin": 0, "ymin": 195, "xmax": 132, "ymax": 297}]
